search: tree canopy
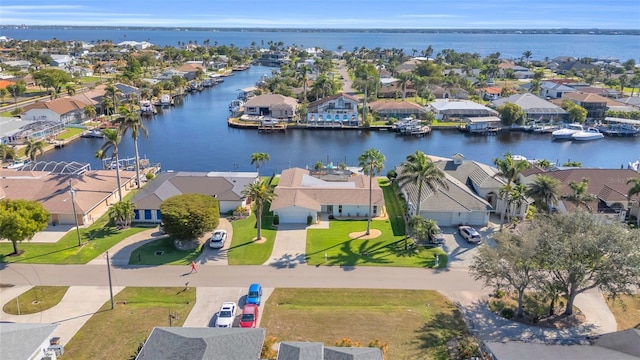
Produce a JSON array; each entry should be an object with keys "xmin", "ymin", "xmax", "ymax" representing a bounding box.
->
[
  {"xmin": 0, "ymin": 199, "xmax": 49, "ymax": 255},
  {"xmin": 32, "ymin": 68, "xmax": 73, "ymax": 94},
  {"xmin": 159, "ymin": 194, "xmax": 220, "ymax": 241},
  {"xmin": 497, "ymin": 103, "xmax": 526, "ymax": 126}
]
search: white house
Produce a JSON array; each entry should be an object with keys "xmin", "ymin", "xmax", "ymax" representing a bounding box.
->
[
  {"xmin": 306, "ymin": 93, "xmax": 360, "ymax": 126},
  {"xmin": 540, "ymin": 81, "xmax": 576, "ymax": 99},
  {"xmin": 0, "ymin": 323, "xmax": 61, "ymax": 360},
  {"xmin": 21, "ymin": 97, "xmax": 88, "ymax": 123},
  {"xmin": 270, "ymin": 168, "xmax": 384, "ymax": 224},
  {"xmin": 132, "ymin": 171, "xmax": 258, "ymax": 223}
]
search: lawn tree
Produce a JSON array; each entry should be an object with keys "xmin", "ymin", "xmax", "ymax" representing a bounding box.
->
[
  {"xmin": 159, "ymin": 194, "xmax": 220, "ymax": 241},
  {"xmin": 470, "ymin": 230, "xmax": 543, "ymax": 318},
  {"xmin": 525, "ymin": 175, "xmax": 562, "ymax": 213},
  {"xmin": 6, "ymin": 79, "xmax": 27, "ymax": 105},
  {"xmin": 108, "ymin": 200, "xmax": 135, "ymax": 228},
  {"xmin": 493, "ymin": 153, "xmax": 530, "ymax": 231},
  {"xmin": 497, "ymin": 103, "xmax": 526, "ymax": 126},
  {"xmin": 0, "ymin": 199, "xmax": 49, "ymax": 255},
  {"xmin": 535, "ymin": 211, "xmax": 640, "ymax": 316},
  {"xmin": 32, "ymin": 68, "xmax": 72, "ymax": 95},
  {"xmin": 396, "ymin": 150, "xmax": 448, "ymax": 216},
  {"xmin": 358, "ymin": 148, "xmax": 385, "ymax": 235},
  {"xmin": 242, "ymin": 179, "xmax": 276, "ymax": 241},
  {"xmin": 250, "ymin": 152, "xmax": 270, "ymax": 175},
  {"xmin": 561, "ymin": 100, "xmax": 588, "ymax": 124}
]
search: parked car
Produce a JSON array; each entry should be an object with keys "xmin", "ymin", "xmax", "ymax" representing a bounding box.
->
[
  {"xmin": 428, "ymin": 226, "xmax": 445, "ymax": 245},
  {"xmin": 246, "ymin": 283, "xmax": 262, "ymax": 306},
  {"xmin": 458, "ymin": 226, "xmax": 482, "ymax": 244},
  {"xmin": 239, "ymin": 304, "xmax": 259, "ymax": 328},
  {"xmin": 215, "ymin": 302, "xmax": 237, "ymax": 328},
  {"xmin": 209, "ymin": 229, "xmax": 227, "ymax": 249}
]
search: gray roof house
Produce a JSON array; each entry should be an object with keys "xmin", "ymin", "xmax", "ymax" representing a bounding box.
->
[
  {"xmin": 277, "ymin": 342, "xmax": 383, "ymax": 360},
  {"xmin": 136, "ymin": 327, "xmax": 265, "ymax": 360},
  {"xmin": 492, "ymin": 93, "xmax": 568, "ymax": 121},
  {"xmin": 0, "ymin": 323, "xmax": 60, "ymax": 360},
  {"xmin": 539, "ymin": 81, "xmax": 577, "ymax": 99},
  {"xmin": 429, "ymin": 100, "xmax": 498, "ymax": 120},
  {"xmin": 485, "ymin": 328, "xmax": 640, "ymax": 360},
  {"xmin": 132, "ymin": 171, "xmax": 258, "ymax": 223}
]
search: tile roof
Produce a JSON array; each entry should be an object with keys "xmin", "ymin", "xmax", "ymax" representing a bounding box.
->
[
  {"xmin": 137, "ymin": 327, "xmax": 265, "ymax": 360},
  {"xmin": 492, "ymin": 93, "xmax": 567, "ymax": 115},
  {"xmin": 0, "ymin": 169, "xmax": 135, "ymax": 214},
  {"xmin": 270, "ymin": 168, "xmax": 383, "ymax": 211},
  {"xmin": 369, "ymin": 101, "xmax": 427, "ymax": 112},
  {"xmin": 133, "ymin": 171, "xmax": 258, "ymax": 209},
  {"xmin": 244, "ymin": 94, "xmax": 298, "ymax": 108},
  {"xmin": 22, "ymin": 97, "xmax": 89, "ymax": 115},
  {"xmin": 0, "ymin": 323, "xmax": 59, "ymax": 360}
]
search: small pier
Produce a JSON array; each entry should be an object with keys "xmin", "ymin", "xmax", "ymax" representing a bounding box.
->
[{"xmin": 258, "ymin": 124, "xmax": 287, "ymax": 133}]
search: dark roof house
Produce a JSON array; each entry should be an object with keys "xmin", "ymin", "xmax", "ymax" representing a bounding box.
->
[{"xmin": 277, "ymin": 342, "xmax": 383, "ymax": 360}]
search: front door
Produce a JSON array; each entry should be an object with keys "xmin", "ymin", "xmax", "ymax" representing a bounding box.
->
[{"xmin": 327, "ymin": 205, "xmax": 334, "ymax": 214}]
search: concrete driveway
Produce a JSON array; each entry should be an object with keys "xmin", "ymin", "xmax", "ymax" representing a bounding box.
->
[
  {"xmin": 183, "ymin": 286, "xmax": 273, "ymax": 328},
  {"xmin": 195, "ymin": 218, "xmax": 233, "ymax": 266},
  {"xmin": 263, "ymin": 224, "xmax": 307, "ymax": 268},
  {"xmin": 441, "ymin": 225, "xmax": 497, "ymax": 269}
]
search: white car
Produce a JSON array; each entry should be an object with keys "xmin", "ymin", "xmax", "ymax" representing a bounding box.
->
[
  {"xmin": 209, "ymin": 229, "xmax": 227, "ymax": 249},
  {"xmin": 215, "ymin": 302, "xmax": 237, "ymax": 328},
  {"xmin": 458, "ymin": 226, "xmax": 482, "ymax": 244}
]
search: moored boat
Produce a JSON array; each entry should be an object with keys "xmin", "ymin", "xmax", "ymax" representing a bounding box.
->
[
  {"xmin": 160, "ymin": 94, "xmax": 172, "ymax": 107},
  {"xmin": 629, "ymin": 158, "xmax": 640, "ymax": 172},
  {"xmin": 81, "ymin": 129, "xmax": 104, "ymax": 138},
  {"xmin": 552, "ymin": 123, "xmax": 584, "ymax": 140},
  {"xmin": 572, "ymin": 127, "xmax": 604, "ymax": 141},
  {"xmin": 140, "ymin": 100, "xmax": 156, "ymax": 114}
]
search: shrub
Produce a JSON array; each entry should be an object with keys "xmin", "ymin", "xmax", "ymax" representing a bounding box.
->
[
  {"xmin": 495, "ymin": 289, "xmax": 506, "ymax": 299},
  {"xmin": 501, "ymin": 308, "xmax": 515, "ymax": 319},
  {"xmin": 145, "ymin": 172, "xmax": 155, "ymax": 180},
  {"xmin": 10, "ymin": 107, "xmax": 22, "ymax": 116},
  {"xmin": 273, "ymin": 214, "xmax": 279, "ymax": 225}
]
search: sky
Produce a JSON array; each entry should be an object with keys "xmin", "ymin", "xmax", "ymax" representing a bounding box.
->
[{"xmin": 1, "ymin": 0, "xmax": 639, "ymax": 29}]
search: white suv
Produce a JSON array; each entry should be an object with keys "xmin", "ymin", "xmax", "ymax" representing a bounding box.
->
[{"xmin": 215, "ymin": 302, "xmax": 237, "ymax": 328}]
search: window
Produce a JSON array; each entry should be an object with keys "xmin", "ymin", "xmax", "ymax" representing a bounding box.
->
[
  {"xmin": 134, "ymin": 210, "xmax": 140, "ymax": 220},
  {"xmin": 373, "ymin": 206, "xmax": 378, "ymax": 215},
  {"xmin": 338, "ymin": 205, "xmax": 342, "ymax": 213},
  {"xmin": 156, "ymin": 210, "xmax": 162, "ymax": 220},
  {"xmin": 144, "ymin": 210, "xmax": 152, "ymax": 220}
]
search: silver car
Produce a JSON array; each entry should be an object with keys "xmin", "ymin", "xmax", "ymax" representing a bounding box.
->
[
  {"xmin": 209, "ymin": 230, "xmax": 227, "ymax": 249},
  {"xmin": 458, "ymin": 226, "xmax": 481, "ymax": 244}
]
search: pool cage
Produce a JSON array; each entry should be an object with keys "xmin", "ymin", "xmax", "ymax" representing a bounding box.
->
[{"xmin": 19, "ymin": 160, "xmax": 91, "ymax": 175}]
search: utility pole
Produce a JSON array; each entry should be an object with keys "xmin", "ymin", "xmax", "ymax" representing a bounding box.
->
[
  {"xmin": 69, "ymin": 180, "xmax": 82, "ymax": 247},
  {"xmin": 106, "ymin": 251, "xmax": 114, "ymax": 310}
]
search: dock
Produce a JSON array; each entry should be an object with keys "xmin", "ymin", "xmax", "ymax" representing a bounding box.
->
[{"xmin": 258, "ymin": 124, "xmax": 287, "ymax": 133}]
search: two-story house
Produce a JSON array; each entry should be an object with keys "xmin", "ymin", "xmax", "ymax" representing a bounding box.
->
[
  {"xmin": 306, "ymin": 93, "xmax": 360, "ymax": 127},
  {"xmin": 243, "ymin": 94, "xmax": 298, "ymax": 121},
  {"xmin": 559, "ymin": 92, "xmax": 609, "ymax": 120}
]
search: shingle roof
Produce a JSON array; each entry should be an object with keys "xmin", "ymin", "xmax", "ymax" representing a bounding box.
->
[
  {"xmin": 429, "ymin": 100, "xmax": 498, "ymax": 116},
  {"xmin": 133, "ymin": 172, "xmax": 258, "ymax": 210},
  {"xmin": 492, "ymin": 93, "xmax": 567, "ymax": 115},
  {"xmin": 276, "ymin": 342, "xmax": 383, "ymax": 360},
  {"xmin": 136, "ymin": 327, "xmax": 265, "ymax": 360},
  {"xmin": 485, "ymin": 341, "xmax": 639, "ymax": 360},
  {"xmin": 244, "ymin": 94, "xmax": 298, "ymax": 108},
  {"xmin": 369, "ymin": 101, "xmax": 426, "ymax": 113},
  {"xmin": 0, "ymin": 323, "xmax": 59, "ymax": 360},
  {"xmin": 22, "ymin": 97, "xmax": 88, "ymax": 115},
  {"xmin": 324, "ymin": 346, "xmax": 384, "ymax": 360},
  {"xmin": 270, "ymin": 168, "xmax": 383, "ymax": 211}
]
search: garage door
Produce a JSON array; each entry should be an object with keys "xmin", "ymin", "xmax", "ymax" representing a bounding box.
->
[
  {"xmin": 278, "ymin": 214, "xmax": 309, "ymax": 224},
  {"xmin": 422, "ymin": 212, "xmax": 452, "ymax": 226},
  {"xmin": 56, "ymin": 214, "xmax": 77, "ymax": 225}
]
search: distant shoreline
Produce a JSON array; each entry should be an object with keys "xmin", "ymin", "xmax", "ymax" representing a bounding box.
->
[{"xmin": 1, "ymin": 25, "xmax": 638, "ymax": 36}]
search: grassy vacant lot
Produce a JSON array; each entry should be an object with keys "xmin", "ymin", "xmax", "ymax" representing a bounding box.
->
[
  {"xmin": 128, "ymin": 237, "xmax": 202, "ymax": 265},
  {"xmin": 227, "ymin": 209, "xmax": 277, "ymax": 265},
  {"xmin": 379, "ymin": 178, "xmax": 406, "ymax": 236},
  {"xmin": 607, "ymin": 294, "xmax": 640, "ymax": 330},
  {"xmin": 63, "ymin": 287, "xmax": 195, "ymax": 360},
  {"xmin": 2, "ymin": 286, "xmax": 69, "ymax": 315},
  {"xmin": 262, "ymin": 288, "xmax": 470, "ymax": 360},
  {"xmin": 306, "ymin": 220, "xmax": 446, "ymax": 267}
]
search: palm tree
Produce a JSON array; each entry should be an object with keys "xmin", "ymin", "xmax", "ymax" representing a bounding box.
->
[
  {"xmin": 627, "ymin": 178, "xmax": 640, "ymax": 227},
  {"xmin": 101, "ymin": 128, "xmax": 123, "ymax": 201},
  {"xmin": 105, "ymin": 84, "xmax": 120, "ymax": 112},
  {"xmin": 396, "ymin": 151, "xmax": 448, "ymax": 216},
  {"xmin": 95, "ymin": 149, "xmax": 108, "ymax": 169},
  {"xmin": 25, "ymin": 139, "xmax": 45, "ymax": 161},
  {"xmin": 522, "ymin": 50, "xmax": 533, "ymax": 64},
  {"xmin": 525, "ymin": 175, "xmax": 562, "ymax": 213},
  {"xmin": 297, "ymin": 64, "xmax": 312, "ymax": 101},
  {"xmin": 396, "ymin": 72, "xmax": 412, "ymax": 101},
  {"xmin": 358, "ymin": 149, "xmax": 385, "ymax": 235},
  {"xmin": 493, "ymin": 153, "xmax": 530, "ymax": 231},
  {"xmin": 563, "ymin": 177, "xmax": 597, "ymax": 212},
  {"xmin": 0, "ymin": 144, "xmax": 16, "ymax": 161},
  {"xmin": 84, "ymin": 105, "xmax": 97, "ymax": 120},
  {"xmin": 535, "ymin": 159, "xmax": 553, "ymax": 169},
  {"xmin": 108, "ymin": 200, "xmax": 135, "ymax": 227},
  {"xmin": 507, "ymin": 183, "xmax": 528, "ymax": 222},
  {"xmin": 250, "ymin": 152, "xmax": 270, "ymax": 175},
  {"xmin": 119, "ymin": 104, "xmax": 149, "ymax": 189},
  {"xmin": 241, "ymin": 180, "xmax": 276, "ymax": 241}
]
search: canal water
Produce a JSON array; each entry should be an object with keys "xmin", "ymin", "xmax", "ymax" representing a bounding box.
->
[{"xmin": 41, "ymin": 65, "xmax": 639, "ymax": 173}]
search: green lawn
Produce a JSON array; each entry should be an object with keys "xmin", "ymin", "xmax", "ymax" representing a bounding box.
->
[
  {"xmin": 56, "ymin": 127, "xmax": 85, "ymax": 140},
  {"xmin": 306, "ymin": 219, "xmax": 446, "ymax": 267},
  {"xmin": 227, "ymin": 210, "xmax": 277, "ymax": 265},
  {"xmin": 79, "ymin": 76, "xmax": 101, "ymax": 84},
  {"xmin": 2, "ymin": 286, "xmax": 69, "ymax": 315},
  {"xmin": 63, "ymin": 287, "xmax": 196, "ymax": 360},
  {"xmin": 128, "ymin": 236, "xmax": 202, "ymax": 265},
  {"xmin": 262, "ymin": 288, "xmax": 474, "ymax": 360},
  {"xmin": 379, "ymin": 178, "xmax": 406, "ymax": 236},
  {"xmin": 431, "ymin": 119, "xmax": 463, "ymax": 127}
]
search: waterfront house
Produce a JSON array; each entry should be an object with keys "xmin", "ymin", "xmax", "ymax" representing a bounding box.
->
[
  {"xmin": 270, "ymin": 167, "xmax": 384, "ymax": 224},
  {"xmin": 539, "ymin": 81, "xmax": 577, "ymax": 99},
  {"xmin": 306, "ymin": 93, "xmax": 360, "ymax": 126},
  {"xmin": 369, "ymin": 100, "xmax": 427, "ymax": 120},
  {"xmin": 176, "ymin": 63, "xmax": 205, "ymax": 81},
  {"xmin": 396, "ymin": 154, "xmax": 502, "ymax": 227},
  {"xmin": 520, "ymin": 168, "xmax": 640, "ymax": 221},
  {"xmin": 0, "ymin": 168, "xmax": 136, "ymax": 226},
  {"xmin": 243, "ymin": 94, "xmax": 298, "ymax": 121},
  {"xmin": 117, "ymin": 40, "xmax": 153, "ymax": 50},
  {"xmin": 259, "ymin": 51, "xmax": 289, "ymax": 66},
  {"xmin": 429, "ymin": 99, "xmax": 498, "ymax": 121},
  {"xmin": 21, "ymin": 97, "xmax": 89, "ymax": 123},
  {"xmin": 492, "ymin": 93, "xmax": 568, "ymax": 122},
  {"xmin": 556, "ymin": 92, "xmax": 609, "ymax": 120},
  {"xmin": 131, "ymin": 171, "xmax": 258, "ymax": 223},
  {"xmin": 154, "ymin": 69, "xmax": 187, "ymax": 81},
  {"xmin": 556, "ymin": 60, "xmax": 598, "ymax": 76},
  {"xmin": 464, "ymin": 116, "xmax": 502, "ymax": 133}
]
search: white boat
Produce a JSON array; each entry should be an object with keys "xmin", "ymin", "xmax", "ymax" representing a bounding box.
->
[
  {"xmin": 140, "ymin": 100, "xmax": 155, "ymax": 114},
  {"xmin": 552, "ymin": 123, "xmax": 584, "ymax": 140},
  {"xmin": 229, "ymin": 99, "xmax": 244, "ymax": 112},
  {"xmin": 81, "ymin": 129, "xmax": 104, "ymax": 138},
  {"xmin": 5, "ymin": 159, "xmax": 27, "ymax": 169},
  {"xmin": 160, "ymin": 94, "xmax": 172, "ymax": 107},
  {"xmin": 629, "ymin": 159, "xmax": 640, "ymax": 172},
  {"xmin": 572, "ymin": 127, "xmax": 604, "ymax": 141}
]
